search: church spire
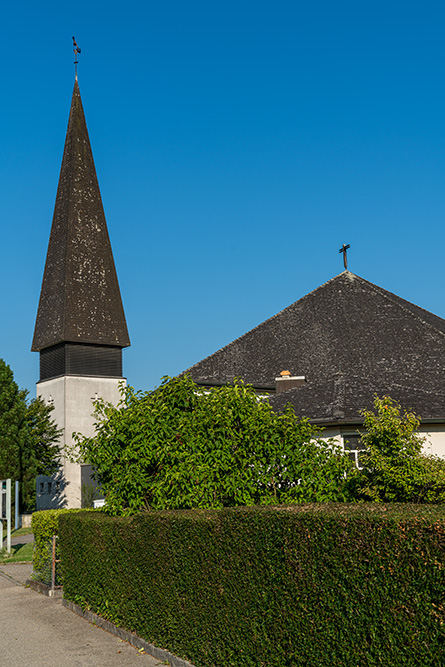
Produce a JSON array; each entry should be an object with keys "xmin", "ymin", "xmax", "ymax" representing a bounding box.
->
[{"xmin": 32, "ymin": 79, "xmax": 130, "ymax": 356}]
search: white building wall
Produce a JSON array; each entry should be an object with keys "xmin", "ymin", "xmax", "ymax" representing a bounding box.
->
[
  {"xmin": 418, "ymin": 425, "xmax": 445, "ymax": 458},
  {"xmin": 37, "ymin": 376, "xmax": 125, "ymax": 508},
  {"xmin": 322, "ymin": 425, "xmax": 445, "ymax": 460}
]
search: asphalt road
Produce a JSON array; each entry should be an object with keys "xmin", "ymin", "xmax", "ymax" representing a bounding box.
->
[{"xmin": 0, "ymin": 573, "xmax": 165, "ymax": 667}]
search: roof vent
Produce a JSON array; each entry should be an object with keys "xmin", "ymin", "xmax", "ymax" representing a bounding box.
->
[{"xmin": 275, "ymin": 372, "xmax": 306, "ymax": 393}]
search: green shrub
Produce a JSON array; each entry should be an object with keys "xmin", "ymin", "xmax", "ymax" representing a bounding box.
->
[
  {"xmin": 59, "ymin": 504, "xmax": 445, "ymax": 667},
  {"xmin": 72, "ymin": 376, "xmax": 352, "ymax": 515},
  {"xmin": 349, "ymin": 396, "xmax": 445, "ymax": 502}
]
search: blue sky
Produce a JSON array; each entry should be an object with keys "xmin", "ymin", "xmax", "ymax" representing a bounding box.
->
[{"xmin": 1, "ymin": 1, "xmax": 445, "ymax": 394}]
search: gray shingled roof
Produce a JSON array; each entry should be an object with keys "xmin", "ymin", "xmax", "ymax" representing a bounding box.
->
[
  {"xmin": 185, "ymin": 271, "xmax": 445, "ymax": 422},
  {"xmin": 268, "ymin": 375, "xmax": 445, "ymax": 424},
  {"xmin": 32, "ymin": 79, "xmax": 130, "ymax": 352}
]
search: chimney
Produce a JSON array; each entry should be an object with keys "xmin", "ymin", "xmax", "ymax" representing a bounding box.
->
[{"xmin": 275, "ymin": 370, "xmax": 306, "ymax": 393}]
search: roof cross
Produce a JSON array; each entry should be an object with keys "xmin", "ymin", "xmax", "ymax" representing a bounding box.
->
[
  {"xmin": 72, "ymin": 36, "xmax": 81, "ymax": 78},
  {"xmin": 339, "ymin": 243, "xmax": 350, "ymax": 270}
]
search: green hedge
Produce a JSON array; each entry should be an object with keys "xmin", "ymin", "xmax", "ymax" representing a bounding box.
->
[
  {"xmin": 59, "ymin": 505, "xmax": 445, "ymax": 667},
  {"xmin": 31, "ymin": 508, "xmax": 97, "ymax": 574}
]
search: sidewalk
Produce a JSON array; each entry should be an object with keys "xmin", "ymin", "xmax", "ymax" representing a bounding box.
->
[
  {"xmin": 0, "ymin": 561, "xmax": 33, "ymax": 585},
  {"xmin": 0, "ymin": 564, "xmax": 166, "ymax": 666},
  {"xmin": 1, "ymin": 532, "xmax": 34, "ymax": 583},
  {"xmin": 10, "ymin": 532, "xmax": 35, "ymax": 545}
]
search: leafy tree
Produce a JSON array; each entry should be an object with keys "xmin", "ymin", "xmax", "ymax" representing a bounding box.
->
[
  {"xmin": 0, "ymin": 359, "xmax": 27, "ymax": 490},
  {"xmin": 0, "ymin": 359, "xmax": 61, "ymax": 511},
  {"xmin": 21, "ymin": 393, "xmax": 62, "ymax": 510},
  {"xmin": 348, "ymin": 395, "xmax": 445, "ymax": 503},
  {"xmin": 73, "ymin": 375, "xmax": 352, "ymax": 515}
]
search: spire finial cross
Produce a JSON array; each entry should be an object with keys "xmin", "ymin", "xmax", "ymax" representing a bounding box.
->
[
  {"xmin": 72, "ymin": 36, "xmax": 81, "ymax": 78},
  {"xmin": 339, "ymin": 243, "xmax": 350, "ymax": 270}
]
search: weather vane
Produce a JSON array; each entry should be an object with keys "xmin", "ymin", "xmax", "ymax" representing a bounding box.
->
[
  {"xmin": 72, "ymin": 36, "xmax": 81, "ymax": 78},
  {"xmin": 339, "ymin": 243, "xmax": 350, "ymax": 270}
]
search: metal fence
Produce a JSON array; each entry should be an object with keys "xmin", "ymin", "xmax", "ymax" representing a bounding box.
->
[{"xmin": 32, "ymin": 535, "xmax": 62, "ymax": 592}]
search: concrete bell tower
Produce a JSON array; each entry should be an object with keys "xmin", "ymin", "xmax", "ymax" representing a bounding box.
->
[{"xmin": 32, "ymin": 75, "xmax": 130, "ymax": 508}]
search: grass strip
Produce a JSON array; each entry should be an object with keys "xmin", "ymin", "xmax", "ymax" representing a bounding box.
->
[{"xmin": 0, "ymin": 542, "xmax": 34, "ymax": 563}]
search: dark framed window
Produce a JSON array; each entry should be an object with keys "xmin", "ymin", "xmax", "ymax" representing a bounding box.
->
[{"xmin": 342, "ymin": 433, "xmax": 365, "ymax": 469}]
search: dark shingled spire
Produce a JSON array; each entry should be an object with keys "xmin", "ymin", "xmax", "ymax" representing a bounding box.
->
[{"xmin": 32, "ymin": 80, "xmax": 130, "ymax": 353}]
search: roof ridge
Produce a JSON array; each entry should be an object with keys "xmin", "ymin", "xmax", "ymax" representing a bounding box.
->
[
  {"xmin": 352, "ymin": 274, "xmax": 445, "ymax": 339},
  {"xmin": 184, "ymin": 272, "xmax": 349, "ymax": 375},
  {"xmin": 184, "ymin": 270, "xmax": 445, "ymax": 379}
]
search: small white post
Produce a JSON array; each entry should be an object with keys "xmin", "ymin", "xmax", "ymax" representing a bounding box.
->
[
  {"xmin": 15, "ymin": 481, "xmax": 19, "ymax": 531},
  {"xmin": 6, "ymin": 479, "xmax": 11, "ymax": 554},
  {"xmin": 51, "ymin": 535, "xmax": 56, "ymax": 593}
]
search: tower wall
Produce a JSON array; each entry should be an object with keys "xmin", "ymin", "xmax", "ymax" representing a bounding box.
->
[{"xmin": 37, "ymin": 375, "xmax": 125, "ymax": 508}]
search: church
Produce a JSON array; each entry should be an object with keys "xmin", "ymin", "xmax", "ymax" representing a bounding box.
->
[
  {"xmin": 32, "ymin": 67, "xmax": 445, "ymax": 508},
  {"xmin": 184, "ymin": 270, "xmax": 445, "ymax": 464}
]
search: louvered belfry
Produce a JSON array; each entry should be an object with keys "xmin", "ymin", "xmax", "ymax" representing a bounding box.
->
[{"xmin": 32, "ymin": 79, "xmax": 130, "ymax": 381}]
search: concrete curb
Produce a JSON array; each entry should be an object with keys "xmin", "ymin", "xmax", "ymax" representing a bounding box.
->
[
  {"xmin": 26, "ymin": 579, "xmax": 63, "ymax": 597},
  {"xmin": 63, "ymin": 599, "xmax": 197, "ymax": 667}
]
